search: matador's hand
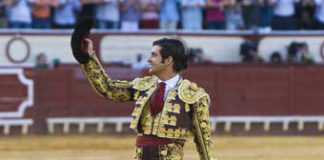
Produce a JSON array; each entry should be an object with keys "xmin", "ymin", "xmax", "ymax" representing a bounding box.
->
[{"xmin": 84, "ymin": 38, "xmax": 95, "ymax": 56}]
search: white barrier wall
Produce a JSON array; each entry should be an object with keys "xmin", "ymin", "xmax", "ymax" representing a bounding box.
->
[
  {"xmin": 0, "ymin": 31, "xmax": 323, "ymax": 66},
  {"xmin": 100, "ymin": 35, "xmax": 245, "ymax": 64},
  {"xmin": 0, "ymin": 35, "xmax": 76, "ymax": 67},
  {"xmin": 259, "ymin": 36, "xmax": 324, "ymax": 63}
]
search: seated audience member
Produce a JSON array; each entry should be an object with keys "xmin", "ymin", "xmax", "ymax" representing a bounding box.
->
[
  {"xmin": 35, "ymin": 52, "xmax": 49, "ymax": 69},
  {"xmin": 140, "ymin": 0, "xmax": 159, "ymax": 29},
  {"xmin": 7, "ymin": 0, "xmax": 33, "ymax": 29},
  {"xmin": 287, "ymin": 42, "xmax": 314, "ymax": 64},
  {"xmin": 240, "ymin": 40, "xmax": 264, "ymax": 63},
  {"xmin": 270, "ymin": 51, "xmax": 283, "ymax": 64},
  {"xmin": 52, "ymin": 58, "xmax": 61, "ymax": 68},
  {"xmin": 132, "ymin": 53, "xmax": 149, "ymax": 69},
  {"xmin": 187, "ymin": 47, "xmax": 212, "ymax": 63}
]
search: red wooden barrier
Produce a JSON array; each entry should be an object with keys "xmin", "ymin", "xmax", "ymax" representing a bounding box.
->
[{"xmin": 1, "ymin": 64, "xmax": 324, "ymax": 134}]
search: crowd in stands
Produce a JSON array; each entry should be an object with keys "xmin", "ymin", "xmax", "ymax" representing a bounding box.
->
[
  {"xmin": 0, "ymin": 0, "xmax": 323, "ymax": 31},
  {"xmin": 239, "ymin": 40, "xmax": 314, "ymax": 64}
]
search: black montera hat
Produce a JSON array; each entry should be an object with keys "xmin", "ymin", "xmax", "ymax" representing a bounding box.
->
[{"xmin": 71, "ymin": 17, "xmax": 94, "ymax": 64}]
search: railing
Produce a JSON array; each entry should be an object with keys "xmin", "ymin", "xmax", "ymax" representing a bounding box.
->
[
  {"xmin": 46, "ymin": 116, "xmax": 324, "ymax": 134},
  {"xmin": 0, "ymin": 119, "xmax": 33, "ymax": 135}
]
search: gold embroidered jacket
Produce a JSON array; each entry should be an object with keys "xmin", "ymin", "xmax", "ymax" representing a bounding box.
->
[{"xmin": 81, "ymin": 55, "xmax": 215, "ymax": 160}]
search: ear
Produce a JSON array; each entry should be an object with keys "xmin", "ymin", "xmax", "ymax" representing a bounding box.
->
[{"xmin": 165, "ymin": 56, "xmax": 173, "ymax": 65}]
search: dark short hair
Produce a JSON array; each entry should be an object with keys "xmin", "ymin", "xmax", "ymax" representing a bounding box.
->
[{"xmin": 153, "ymin": 38, "xmax": 188, "ymax": 72}]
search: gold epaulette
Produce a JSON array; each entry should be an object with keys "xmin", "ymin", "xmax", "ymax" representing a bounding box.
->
[
  {"xmin": 178, "ymin": 79, "xmax": 209, "ymax": 104},
  {"xmin": 131, "ymin": 76, "xmax": 158, "ymax": 91}
]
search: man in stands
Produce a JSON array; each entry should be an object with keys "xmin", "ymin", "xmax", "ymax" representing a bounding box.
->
[
  {"xmin": 71, "ymin": 19, "xmax": 216, "ymax": 160},
  {"xmin": 7, "ymin": 0, "xmax": 33, "ymax": 29}
]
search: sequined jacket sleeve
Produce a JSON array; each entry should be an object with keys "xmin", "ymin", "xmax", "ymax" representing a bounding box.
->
[
  {"xmin": 191, "ymin": 95, "xmax": 216, "ymax": 160},
  {"xmin": 80, "ymin": 54, "xmax": 134, "ymax": 102}
]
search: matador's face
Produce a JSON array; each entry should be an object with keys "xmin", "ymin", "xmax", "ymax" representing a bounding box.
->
[{"xmin": 147, "ymin": 45, "xmax": 167, "ymax": 76}]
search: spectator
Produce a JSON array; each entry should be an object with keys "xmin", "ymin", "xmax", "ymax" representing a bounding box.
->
[
  {"xmin": 53, "ymin": 0, "xmax": 79, "ymax": 29},
  {"xmin": 7, "ymin": 0, "xmax": 34, "ymax": 29},
  {"xmin": 225, "ymin": 0, "xmax": 244, "ymax": 30},
  {"xmin": 296, "ymin": 0, "xmax": 315, "ymax": 29},
  {"xmin": 270, "ymin": 51, "xmax": 283, "ymax": 64},
  {"xmin": 205, "ymin": 0, "xmax": 229, "ymax": 30},
  {"xmin": 159, "ymin": 0, "xmax": 180, "ymax": 30},
  {"xmin": 240, "ymin": 40, "xmax": 264, "ymax": 63},
  {"xmin": 35, "ymin": 52, "xmax": 49, "ymax": 68},
  {"xmin": 0, "ymin": 0, "xmax": 9, "ymax": 28},
  {"xmin": 241, "ymin": 0, "xmax": 260, "ymax": 30},
  {"xmin": 131, "ymin": 53, "xmax": 149, "ymax": 69},
  {"xmin": 52, "ymin": 58, "xmax": 61, "ymax": 68},
  {"xmin": 121, "ymin": 0, "xmax": 142, "ymax": 31},
  {"xmin": 287, "ymin": 42, "xmax": 314, "ymax": 64},
  {"xmin": 299, "ymin": 42, "xmax": 314, "ymax": 64},
  {"xmin": 258, "ymin": 0, "xmax": 276, "ymax": 32},
  {"xmin": 95, "ymin": 0, "xmax": 121, "ymax": 29},
  {"xmin": 32, "ymin": 0, "xmax": 56, "ymax": 29},
  {"xmin": 314, "ymin": 0, "xmax": 324, "ymax": 29},
  {"xmin": 139, "ymin": 0, "xmax": 159, "ymax": 29},
  {"xmin": 287, "ymin": 41, "xmax": 301, "ymax": 63},
  {"xmin": 180, "ymin": 0, "xmax": 205, "ymax": 30},
  {"xmin": 188, "ymin": 48, "xmax": 211, "ymax": 63},
  {"xmin": 271, "ymin": 0, "xmax": 300, "ymax": 30}
]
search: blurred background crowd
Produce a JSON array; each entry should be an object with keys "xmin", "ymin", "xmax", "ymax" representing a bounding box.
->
[{"xmin": 0, "ymin": 0, "xmax": 323, "ymax": 31}]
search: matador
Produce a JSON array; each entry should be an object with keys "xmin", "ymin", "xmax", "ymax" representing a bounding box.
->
[{"xmin": 71, "ymin": 18, "xmax": 216, "ymax": 160}]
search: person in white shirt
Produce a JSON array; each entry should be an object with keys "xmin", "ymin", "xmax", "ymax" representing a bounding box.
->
[
  {"xmin": 7, "ymin": 0, "xmax": 33, "ymax": 28},
  {"xmin": 271, "ymin": 0, "xmax": 300, "ymax": 30},
  {"xmin": 95, "ymin": 0, "xmax": 121, "ymax": 29},
  {"xmin": 314, "ymin": 0, "xmax": 324, "ymax": 29},
  {"xmin": 180, "ymin": 0, "xmax": 205, "ymax": 30},
  {"xmin": 53, "ymin": 0, "xmax": 79, "ymax": 29}
]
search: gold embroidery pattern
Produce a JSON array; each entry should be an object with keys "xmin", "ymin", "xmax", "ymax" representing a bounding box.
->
[
  {"xmin": 133, "ymin": 147, "xmax": 143, "ymax": 160},
  {"xmin": 159, "ymin": 143, "xmax": 184, "ymax": 160},
  {"xmin": 160, "ymin": 115, "xmax": 177, "ymax": 126},
  {"xmin": 166, "ymin": 89, "xmax": 177, "ymax": 100},
  {"xmin": 130, "ymin": 87, "xmax": 156, "ymax": 130},
  {"xmin": 132, "ymin": 76, "xmax": 158, "ymax": 91},
  {"xmin": 178, "ymin": 80, "xmax": 208, "ymax": 104},
  {"xmin": 157, "ymin": 127, "xmax": 189, "ymax": 139},
  {"xmin": 165, "ymin": 103, "xmax": 181, "ymax": 114},
  {"xmin": 137, "ymin": 80, "xmax": 197, "ymax": 140},
  {"xmin": 81, "ymin": 55, "xmax": 132, "ymax": 101},
  {"xmin": 191, "ymin": 95, "xmax": 215, "ymax": 160}
]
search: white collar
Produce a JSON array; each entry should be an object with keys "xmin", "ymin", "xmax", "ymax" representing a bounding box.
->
[{"xmin": 158, "ymin": 74, "xmax": 180, "ymax": 89}]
